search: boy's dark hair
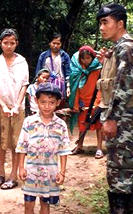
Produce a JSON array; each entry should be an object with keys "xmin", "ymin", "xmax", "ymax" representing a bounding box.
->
[
  {"xmin": 49, "ymin": 33, "xmax": 62, "ymax": 43},
  {"xmin": 0, "ymin": 28, "xmax": 18, "ymax": 41},
  {"xmin": 36, "ymin": 91, "xmax": 61, "ymax": 100},
  {"xmin": 97, "ymin": 3, "xmax": 127, "ymax": 29}
]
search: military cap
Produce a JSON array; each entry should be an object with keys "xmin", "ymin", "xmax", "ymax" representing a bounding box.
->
[{"xmin": 97, "ymin": 3, "xmax": 127, "ymax": 21}]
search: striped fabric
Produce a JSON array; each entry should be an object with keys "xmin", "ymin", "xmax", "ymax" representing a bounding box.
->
[{"xmin": 16, "ymin": 113, "xmax": 71, "ymax": 198}]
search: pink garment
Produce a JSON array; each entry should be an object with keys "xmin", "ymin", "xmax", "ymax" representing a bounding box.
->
[
  {"xmin": 0, "ymin": 53, "xmax": 29, "ymax": 109},
  {"xmin": 45, "ymin": 55, "xmax": 63, "ymax": 78}
]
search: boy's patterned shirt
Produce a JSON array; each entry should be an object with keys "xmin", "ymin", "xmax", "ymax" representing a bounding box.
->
[{"xmin": 16, "ymin": 113, "xmax": 71, "ymax": 197}]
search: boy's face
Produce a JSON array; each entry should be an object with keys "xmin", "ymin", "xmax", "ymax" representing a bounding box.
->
[
  {"xmin": 38, "ymin": 72, "xmax": 50, "ymax": 84},
  {"xmin": 35, "ymin": 94, "xmax": 60, "ymax": 117},
  {"xmin": 0, "ymin": 35, "xmax": 18, "ymax": 55},
  {"xmin": 49, "ymin": 37, "xmax": 62, "ymax": 53},
  {"xmin": 99, "ymin": 16, "xmax": 121, "ymax": 42}
]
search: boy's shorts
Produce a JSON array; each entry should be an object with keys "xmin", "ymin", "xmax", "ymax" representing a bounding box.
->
[{"xmin": 24, "ymin": 194, "xmax": 59, "ymax": 205}]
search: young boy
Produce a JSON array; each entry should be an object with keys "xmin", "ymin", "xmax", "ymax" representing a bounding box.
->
[
  {"xmin": 16, "ymin": 82, "xmax": 71, "ymax": 214},
  {"xmin": 26, "ymin": 67, "xmax": 50, "ymax": 115}
]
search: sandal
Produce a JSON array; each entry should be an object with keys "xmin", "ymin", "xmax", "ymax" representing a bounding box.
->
[
  {"xmin": 71, "ymin": 147, "xmax": 84, "ymax": 155},
  {"xmin": 0, "ymin": 176, "xmax": 5, "ymax": 186},
  {"xmin": 95, "ymin": 149, "xmax": 104, "ymax": 159},
  {"xmin": 1, "ymin": 179, "xmax": 18, "ymax": 190}
]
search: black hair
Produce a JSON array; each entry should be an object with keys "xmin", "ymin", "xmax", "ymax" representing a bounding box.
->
[
  {"xmin": 97, "ymin": 3, "xmax": 127, "ymax": 29},
  {"xmin": 0, "ymin": 28, "xmax": 18, "ymax": 41},
  {"xmin": 33, "ymin": 68, "xmax": 50, "ymax": 83},
  {"xmin": 36, "ymin": 91, "xmax": 61, "ymax": 100},
  {"xmin": 49, "ymin": 33, "xmax": 62, "ymax": 43},
  {"xmin": 37, "ymin": 70, "xmax": 50, "ymax": 77}
]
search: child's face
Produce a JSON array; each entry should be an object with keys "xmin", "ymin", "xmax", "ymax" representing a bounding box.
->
[
  {"xmin": 38, "ymin": 72, "xmax": 50, "ymax": 84},
  {"xmin": 80, "ymin": 54, "xmax": 93, "ymax": 67},
  {"xmin": 0, "ymin": 35, "xmax": 18, "ymax": 55},
  {"xmin": 35, "ymin": 94, "xmax": 60, "ymax": 117}
]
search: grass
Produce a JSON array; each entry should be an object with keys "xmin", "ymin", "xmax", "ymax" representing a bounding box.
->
[
  {"xmin": 66, "ymin": 177, "xmax": 109, "ymax": 214},
  {"xmin": 90, "ymin": 178, "xmax": 109, "ymax": 214}
]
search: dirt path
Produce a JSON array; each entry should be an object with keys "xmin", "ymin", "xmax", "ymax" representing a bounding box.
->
[{"xmin": 0, "ymin": 128, "xmax": 107, "ymax": 214}]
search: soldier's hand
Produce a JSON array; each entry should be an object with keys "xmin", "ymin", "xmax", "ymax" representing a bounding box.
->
[
  {"xmin": 96, "ymin": 47, "xmax": 107, "ymax": 64},
  {"xmin": 102, "ymin": 119, "xmax": 117, "ymax": 139}
]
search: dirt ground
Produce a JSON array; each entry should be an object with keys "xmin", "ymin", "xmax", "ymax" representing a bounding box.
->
[{"xmin": 0, "ymin": 127, "xmax": 107, "ymax": 214}]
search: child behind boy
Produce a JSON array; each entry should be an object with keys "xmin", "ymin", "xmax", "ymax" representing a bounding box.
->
[
  {"xmin": 16, "ymin": 82, "xmax": 71, "ymax": 214},
  {"xmin": 26, "ymin": 68, "xmax": 50, "ymax": 115}
]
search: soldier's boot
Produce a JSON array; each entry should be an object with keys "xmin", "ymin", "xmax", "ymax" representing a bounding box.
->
[
  {"xmin": 107, "ymin": 191, "xmax": 127, "ymax": 214},
  {"xmin": 127, "ymin": 194, "xmax": 133, "ymax": 214}
]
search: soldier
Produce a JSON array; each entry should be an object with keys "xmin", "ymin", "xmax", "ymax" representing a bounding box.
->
[{"xmin": 97, "ymin": 3, "xmax": 133, "ymax": 213}]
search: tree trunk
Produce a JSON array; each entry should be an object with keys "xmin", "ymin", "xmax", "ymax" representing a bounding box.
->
[
  {"xmin": 16, "ymin": 0, "xmax": 33, "ymax": 79},
  {"xmin": 59, "ymin": 0, "xmax": 84, "ymax": 51}
]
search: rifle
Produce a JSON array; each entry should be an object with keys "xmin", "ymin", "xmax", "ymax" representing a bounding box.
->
[
  {"xmin": 75, "ymin": 106, "xmax": 103, "ymax": 144},
  {"xmin": 75, "ymin": 83, "xmax": 103, "ymax": 144}
]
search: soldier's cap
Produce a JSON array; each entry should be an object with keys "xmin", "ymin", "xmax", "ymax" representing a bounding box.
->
[
  {"xmin": 97, "ymin": 3, "xmax": 127, "ymax": 21},
  {"xmin": 36, "ymin": 82, "xmax": 62, "ymax": 99}
]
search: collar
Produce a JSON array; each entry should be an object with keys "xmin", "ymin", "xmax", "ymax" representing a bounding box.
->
[
  {"xmin": 115, "ymin": 33, "xmax": 131, "ymax": 44},
  {"xmin": 29, "ymin": 112, "xmax": 62, "ymax": 126},
  {"xmin": 46, "ymin": 49, "xmax": 64, "ymax": 57}
]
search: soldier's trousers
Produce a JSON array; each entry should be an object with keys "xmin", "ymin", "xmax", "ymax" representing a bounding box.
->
[{"xmin": 108, "ymin": 191, "xmax": 133, "ymax": 214}]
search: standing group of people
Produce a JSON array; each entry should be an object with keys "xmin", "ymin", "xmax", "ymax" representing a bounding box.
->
[{"xmin": 0, "ymin": 2, "xmax": 133, "ymax": 214}]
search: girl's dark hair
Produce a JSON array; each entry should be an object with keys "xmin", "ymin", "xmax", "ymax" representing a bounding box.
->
[
  {"xmin": 36, "ymin": 91, "xmax": 61, "ymax": 100},
  {"xmin": 0, "ymin": 28, "xmax": 18, "ymax": 41},
  {"xmin": 79, "ymin": 50, "xmax": 94, "ymax": 64}
]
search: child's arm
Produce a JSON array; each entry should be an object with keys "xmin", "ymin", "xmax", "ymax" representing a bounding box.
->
[
  {"xmin": 18, "ymin": 153, "xmax": 27, "ymax": 181},
  {"xmin": 25, "ymin": 93, "xmax": 32, "ymax": 116},
  {"xmin": 56, "ymin": 155, "xmax": 67, "ymax": 185}
]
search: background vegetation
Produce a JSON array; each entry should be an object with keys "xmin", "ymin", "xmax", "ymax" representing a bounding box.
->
[{"xmin": 0, "ymin": 0, "xmax": 133, "ymax": 79}]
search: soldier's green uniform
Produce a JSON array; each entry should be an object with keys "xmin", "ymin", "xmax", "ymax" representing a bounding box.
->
[
  {"xmin": 97, "ymin": 3, "xmax": 133, "ymax": 214},
  {"xmin": 105, "ymin": 34, "xmax": 133, "ymax": 194}
]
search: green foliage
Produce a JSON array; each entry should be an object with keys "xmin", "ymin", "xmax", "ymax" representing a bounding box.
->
[
  {"xmin": 0, "ymin": 0, "xmax": 133, "ymax": 78},
  {"xmin": 65, "ymin": 178, "xmax": 109, "ymax": 214}
]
